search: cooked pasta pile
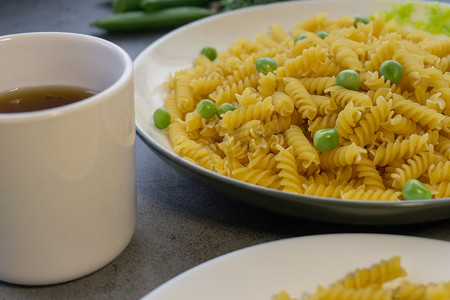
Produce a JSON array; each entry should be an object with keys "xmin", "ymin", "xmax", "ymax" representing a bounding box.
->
[
  {"xmin": 274, "ymin": 256, "xmax": 450, "ymax": 300},
  {"xmin": 161, "ymin": 11, "xmax": 450, "ymax": 200}
]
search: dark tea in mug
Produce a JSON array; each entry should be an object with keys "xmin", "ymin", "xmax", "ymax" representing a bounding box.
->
[{"xmin": 0, "ymin": 85, "xmax": 97, "ymax": 113}]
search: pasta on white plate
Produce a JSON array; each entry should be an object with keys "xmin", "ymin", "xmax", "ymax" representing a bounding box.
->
[
  {"xmin": 157, "ymin": 11, "xmax": 450, "ymax": 201},
  {"xmin": 273, "ymin": 256, "xmax": 450, "ymax": 300}
]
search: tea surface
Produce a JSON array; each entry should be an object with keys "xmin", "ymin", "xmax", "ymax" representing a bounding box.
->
[{"xmin": 0, "ymin": 85, "xmax": 97, "ymax": 113}]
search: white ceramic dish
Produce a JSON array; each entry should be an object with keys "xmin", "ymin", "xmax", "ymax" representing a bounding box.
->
[
  {"xmin": 141, "ymin": 233, "xmax": 450, "ymax": 300},
  {"xmin": 134, "ymin": 0, "xmax": 450, "ymax": 225}
]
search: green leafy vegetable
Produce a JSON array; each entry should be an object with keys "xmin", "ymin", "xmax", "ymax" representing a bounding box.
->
[{"xmin": 383, "ymin": 1, "xmax": 450, "ymax": 36}]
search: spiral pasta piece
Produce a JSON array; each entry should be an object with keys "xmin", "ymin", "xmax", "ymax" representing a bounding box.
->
[
  {"xmin": 337, "ymin": 256, "xmax": 407, "ymax": 289},
  {"xmin": 329, "ymin": 38, "xmax": 363, "ymax": 71},
  {"xmin": 311, "ymin": 95, "xmax": 336, "ymax": 115},
  {"xmin": 284, "ymin": 77, "xmax": 318, "ymax": 120},
  {"xmin": 285, "ymin": 125, "xmax": 320, "ymax": 169},
  {"xmin": 320, "ymin": 143, "xmax": 367, "ymax": 169},
  {"xmin": 184, "ymin": 110, "xmax": 203, "ymax": 132},
  {"xmin": 299, "ymin": 76, "xmax": 336, "ymax": 95},
  {"xmin": 257, "ymin": 71, "xmax": 278, "ymax": 97},
  {"xmin": 190, "ymin": 72, "xmax": 223, "ymax": 95},
  {"xmin": 435, "ymin": 135, "xmax": 450, "ymax": 160},
  {"xmin": 210, "ymin": 74, "xmax": 259, "ymax": 106},
  {"xmin": 390, "ymin": 150, "xmax": 437, "ymax": 189},
  {"xmin": 306, "ymin": 284, "xmax": 393, "ymax": 300},
  {"xmin": 174, "ymin": 139, "xmax": 224, "ymax": 173},
  {"xmin": 394, "ymin": 280, "xmax": 450, "ymax": 300},
  {"xmin": 248, "ymin": 150, "xmax": 277, "ymax": 172},
  {"xmin": 302, "ymin": 181, "xmax": 355, "ymax": 198},
  {"xmin": 281, "ymin": 45, "xmax": 329, "ymax": 77},
  {"xmin": 272, "ymin": 91, "xmax": 295, "ymax": 117},
  {"xmin": 231, "ymin": 166, "xmax": 280, "ymax": 189},
  {"xmin": 220, "ymin": 133, "xmax": 249, "ymax": 160},
  {"xmin": 349, "ymin": 96, "xmax": 393, "ymax": 146},
  {"xmin": 326, "ymin": 86, "xmax": 372, "ymax": 109},
  {"xmin": 175, "ymin": 74, "xmax": 195, "ymax": 112},
  {"xmin": 275, "ymin": 145, "xmax": 305, "ymax": 193},
  {"xmin": 308, "ymin": 112, "xmax": 339, "ymax": 138},
  {"xmin": 372, "ymin": 134, "xmax": 429, "ymax": 166},
  {"xmin": 263, "ymin": 114, "xmax": 296, "ymax": 137},
  {"xmin": 436, "ymin": 181, "xmax": 450, "ymax": 199},
  {"xmin": 164, "ymin": 91, "xmax": 182, "ymax": 121},
  {"xmin": 428, "ymin": 160, "xmax": 450, "ymax": 185},
  {"xmin": 335, "ymin": 102, "xmax": 363, "ymax": 140},
  {"xmin": 364, "ymin": 35, "xmax": 401, "ymax": 72},
  {"xmin": 167, "ymin": 122, "xmax": 189, "ymax": 147},
  {"xmin": 392, "ymin": 93, "xmax": 445, "ymax": 130},
  {"xmin": 221, "ymin": 96, "xmax": 274, "ymax": 131},
  {"xmin": 227, "ymin": 119, "xmax": 264, "ymax": 142},
  {"xmin": 355, "ymin": 156, "xmax": 385, "ymax": 190},
  {"xmin": 381, "ymin": 113, "xmax": 418, "ymax": 136},
  {"xmin": 420, "ymin": 37, "xmax": 450, "ymax": 57}
]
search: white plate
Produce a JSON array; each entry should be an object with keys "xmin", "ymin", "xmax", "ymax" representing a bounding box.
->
[
  {"xmin": 134, "ymin": 0, "xmax": 450, "ymax": 225},
  {"xmin": 141, "ymin": 233, "xmax": 450, "ymax": 300}
]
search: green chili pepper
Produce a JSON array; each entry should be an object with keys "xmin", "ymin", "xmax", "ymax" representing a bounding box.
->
[
  {"xmin": 141, "ymin": 0, "xmax": 212, "ymax": 11},
  {"xmin": 112, "ymin": 0, "xmax": 142, "ymax": 13},
  {"xmin": 93, "ymin": 7, "xmax": 212, "ymax": 32}
]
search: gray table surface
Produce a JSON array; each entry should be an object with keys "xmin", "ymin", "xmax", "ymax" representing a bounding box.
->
[{"xmin": 1, "ymin": 0, "xmax": 449, "ymax": 299}]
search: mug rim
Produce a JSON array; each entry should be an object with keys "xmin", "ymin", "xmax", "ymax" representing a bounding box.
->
[{"xmin": 0, "ymin": 32, "xmax": 133, "ymax": 122}]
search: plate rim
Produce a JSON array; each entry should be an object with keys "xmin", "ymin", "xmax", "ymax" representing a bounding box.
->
[{"xmin": 141, "ymin": 233, "xmax": 450, "ymax": 299}]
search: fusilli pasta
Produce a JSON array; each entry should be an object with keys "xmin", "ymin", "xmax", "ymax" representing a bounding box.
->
[{"xmin": 159, "ymin": 11, "xmax": 450, "ymax": 201}]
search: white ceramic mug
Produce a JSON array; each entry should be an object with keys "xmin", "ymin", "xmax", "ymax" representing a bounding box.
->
[{"xmin": 0, "ymin": 32, "xmax": 136, "ymax": 285}]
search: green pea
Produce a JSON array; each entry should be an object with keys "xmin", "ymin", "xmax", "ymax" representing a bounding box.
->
[
  {"xmin": 313, "ymin": 128, "xmax": 339, "ymax": 152},
  {"xmin": 336, "ymin": 70, "xmax": 361, "ymax": 91},
  {"xmin": 255, "ymin": 57, "xmax": 278, "ymax": 75},
  {"xmin": 317, "ymin": 31, "xmax": 329, "ymax": 39},
  {"xmin": 379, "ymin": 60, "xmax": 404, "ymax": 84},
  {"xmin": 353, "ymin": 14, "xmax": 369, "ymax": 27},
  {"xmin": 153, "ymin": 107, "xmax": 171, "ymax": 129},
  {"xmin": 216, "ymin": 103, "xmax": 235, "ymax": 119},
  {"xmin": 197, "ymin": 99, "xmax": 217, "ymax": 119},
  {"xmin": 294, "ymin": 33, "xmax": 308, "ymax": 43},
  {"xmin": 402, "ymin": 179, "xmax": 432, "ymax": 200},
  {"xmin": 200, "ymin": 46, "xmax": 217, "ymax": 61}
]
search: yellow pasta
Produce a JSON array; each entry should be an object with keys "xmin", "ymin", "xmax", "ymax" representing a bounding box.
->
[
  {"xmin": 274, "ymin": 256, "xmax": 450, "ymax": 300},
  {"xmin": 159, "ymin": 11, "xmax": 450, "ymax": 200}
]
